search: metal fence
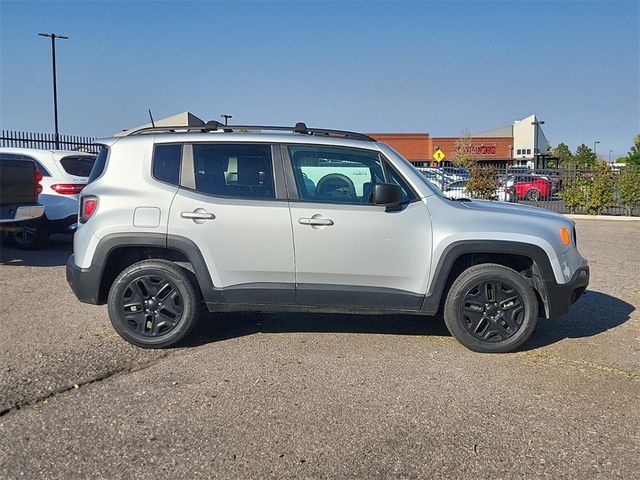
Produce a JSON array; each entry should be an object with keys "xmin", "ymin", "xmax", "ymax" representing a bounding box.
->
[
  {"xmin": 0, "ymin": 130, "xmax": 99, "ymax": 154},
  {"xmin": 417, "ymin": 165, "xmax": 640, "ymax": 216}
]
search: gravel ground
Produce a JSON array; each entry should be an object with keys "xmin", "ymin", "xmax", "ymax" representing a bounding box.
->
[{"xmin": 0, "ymin": 220, "xmax": 638, "ymax": 479}]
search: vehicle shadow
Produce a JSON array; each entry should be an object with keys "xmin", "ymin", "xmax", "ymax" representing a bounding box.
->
[
  {"xmin": 183, "ymin": 290, "xmax": 634, "ymax": 351},
  {"xmin": 523, "ymin": 290, "xmax": 635, "ymax": 350},
  {"xmin": 181, "ymin": 311, "xmax": 451, "ymax": 348},
  {"xmin": 0, "ymin": 234, "xmax": 72, "ymax": 267}
]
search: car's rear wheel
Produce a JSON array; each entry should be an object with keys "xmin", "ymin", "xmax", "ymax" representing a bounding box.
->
[
  {"xmin": 525, "ymin": 188, "xmax": 541, "ymax": 201},
  {"xmin": 443, "ymin": 263, "xmax": 538, "ymax": 353},
  {"xmin": 9, "ymin": 218, "xmax": 49, "ymax": 250},
  {"xmin": 107, "ymin": 259, "xmax": 200, "ymax": 348}
]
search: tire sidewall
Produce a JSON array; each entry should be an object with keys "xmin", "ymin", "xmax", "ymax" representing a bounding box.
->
[
  {"xmin": 444, "ymin": 265, "xmax": 538, "ymax": 353},
  {"xmin": 10, "ymin": 218, "xmax": 49, "ymax": 250},
  {"xmin": 107, "ymin": 261, "xmax": 199, "ymax": 348}
]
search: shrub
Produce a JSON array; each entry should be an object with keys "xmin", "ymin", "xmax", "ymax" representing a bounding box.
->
[
  {"xmin": 586, "ymin": 161, "xmax": 615, "ymax": 214},
  {"xmin": 619, "ymin": 166, "xmax": 640, "ymax": 216},
  {"xmin": 560, "ymin": 170, "xmax": 587, "ymax": 213},
  {"xmin": 466, "ymin": 165, "xmax": 499, "ymax": 200}
]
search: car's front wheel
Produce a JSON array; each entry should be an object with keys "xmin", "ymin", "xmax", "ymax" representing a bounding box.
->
[
  {"xmin": 443, "ymin": 263, "xmax": 538, "ymax": 353},
  {"xmin": 107, "ymin": 259, "xmax": 201, "ymax": 348}
]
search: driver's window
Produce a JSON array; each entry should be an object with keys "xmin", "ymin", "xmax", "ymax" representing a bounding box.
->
[{"xmin": 288, "ymin": 145, "xmax": 384, "ymax": 203}]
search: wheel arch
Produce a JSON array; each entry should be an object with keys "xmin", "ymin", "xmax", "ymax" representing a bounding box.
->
[
  {"xmin": 421, "ymin": 240, "xmax": 554, "ymax": 317},
  {"xmin": 90, "ymin": 233, "xmax": 214, "ymax": 304}
]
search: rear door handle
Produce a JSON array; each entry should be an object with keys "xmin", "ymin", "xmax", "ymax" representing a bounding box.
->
[
  {"xmin": 181, "ymin": 210, "xmax": 215, "ymax": 222},
  {"xmin": 298, "ymin": 217, "xmax": 334, "ymax": 226}
]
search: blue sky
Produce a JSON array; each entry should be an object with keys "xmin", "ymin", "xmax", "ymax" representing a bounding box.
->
[{"xmin": 1, "ymin": 0, "xmax": 638, "ymax": 158}]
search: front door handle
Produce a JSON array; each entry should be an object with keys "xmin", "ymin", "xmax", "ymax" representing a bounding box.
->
[
  {"xmin": 298, "ymin": 217, "xmax": 334, "ymax": 226},
  {"xmin": 181, "ymin": 209, "xmax": 215, "ymax": 224}
]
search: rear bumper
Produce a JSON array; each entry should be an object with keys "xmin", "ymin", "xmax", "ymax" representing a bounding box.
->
[
  {"xmin": 0, "ymin": 204, "xmax": 45, "ymax": 224},
  {"xmin": 66, "ymin": 254, "xmax": 101, "ymax": 304},
  {"xmin": 543, "ymin": 266, "xmax": 590, "ymax": 318}
]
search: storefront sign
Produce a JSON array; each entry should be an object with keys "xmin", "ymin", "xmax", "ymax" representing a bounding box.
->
[{"xmin": 463, "ymin": 143, "xmax": 497, "ymax": 155}]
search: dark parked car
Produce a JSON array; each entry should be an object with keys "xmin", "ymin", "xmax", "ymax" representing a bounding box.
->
[{"xmin": 0, "ymin": 153, "xmax": 45, "ymax": 232}]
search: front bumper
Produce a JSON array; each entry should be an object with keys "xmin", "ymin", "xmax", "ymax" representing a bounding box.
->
[
  {"xmin": 543, "ymin": 266, "xmax": 590, "ymax": 318},
  {"xmin": 66, "ymin": 254, "xmax": 102, "ymax": 304}
]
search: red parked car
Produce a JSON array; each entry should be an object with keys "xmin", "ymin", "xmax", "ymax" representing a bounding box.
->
[{"xmin": 510, "ymin": 175, "xmax": 552, "ymax": 201}]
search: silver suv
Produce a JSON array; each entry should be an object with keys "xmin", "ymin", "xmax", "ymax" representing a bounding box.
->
[{"xmin": 66, "ymin": 122, "xmax": 589, "ymax": 353}]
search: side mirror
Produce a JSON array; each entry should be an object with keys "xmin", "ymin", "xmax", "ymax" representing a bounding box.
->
[{"xmin": 372, "ymin": 183, "xmax": 403, "ymax": 211}]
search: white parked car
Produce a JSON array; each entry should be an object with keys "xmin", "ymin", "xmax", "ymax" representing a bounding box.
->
[
  {"xmin": 0, "ymin": 147, "xmax": 95, "ymax": 248},
  {"xmin": 416, "ymin": 167, "xmax": 457, "ymax": 190},
  {"xmin": 442, "ymin": 180, "xmax": 514, "ymax": 202}
]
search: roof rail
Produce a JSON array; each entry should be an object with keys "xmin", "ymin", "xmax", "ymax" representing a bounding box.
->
[{"xmin": 126, "ymin": 121, "xmax": 376, "ymax": 142}]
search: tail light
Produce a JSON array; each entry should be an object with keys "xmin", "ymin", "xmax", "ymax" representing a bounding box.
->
[
  {"xmin": 79, "ymin": 195, "xmax": 98, "ymax": 223},
  {"xmin": 505, "ymin": 188, "xmax": 513, "ymax": 194},
  {"xmin": 51, "ymin": 183, "xmax": 86, "ymax": 195},
  {"xmin": 34, "ymin": 166, "xmax": 43, "ymax": 196}
]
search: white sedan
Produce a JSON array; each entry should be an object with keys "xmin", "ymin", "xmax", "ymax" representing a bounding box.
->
[{"xmin": 442, "ymin": 180, "xmax": 514, "ymax": 202}]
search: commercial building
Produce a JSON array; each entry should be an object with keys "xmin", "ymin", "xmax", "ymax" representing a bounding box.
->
[
  {"xmin": 370, "ymin": 114, "xmax": 550, "ymax": 169},
  {"xmin": 116, "ymin": 112, "xmax": 550, "ymax": 170}
]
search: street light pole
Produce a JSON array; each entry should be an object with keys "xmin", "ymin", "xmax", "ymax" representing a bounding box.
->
[
  {"xmin": 531, "ymin": 119, "xmax": 545, "ymax": 169},
  {"xmin": 220, "ymin": 114, "xmax": 232, "ymax": 126},
  {"xmin": 609, "ymin": 149, "xmax": 613, "ymax": 162},
  {"xmin": 38, "ymin": 33, "xmax": 68, "ymax": 149},
  {"xmin": 594, "ymin": 140, "xmax": 600, "ymax": 158}
]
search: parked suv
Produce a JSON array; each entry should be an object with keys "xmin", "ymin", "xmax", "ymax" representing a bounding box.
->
[{"xmin": 66, "ymin": 122, "xmax": 589, "ymax": 353}]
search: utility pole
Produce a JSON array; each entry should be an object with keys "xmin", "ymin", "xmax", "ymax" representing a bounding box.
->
[
  {"xmin": 220, "ymin": 114, "xmax": 232, "ymax": 126},
  {"xmin": 531, "ymin": 119, "xmax": 545, "ymax": 169},
  {"xmin": 38, "ymin": 33, "xmax": 68, "ymax": 149}
]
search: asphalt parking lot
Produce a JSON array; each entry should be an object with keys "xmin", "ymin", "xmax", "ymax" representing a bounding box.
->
[{"xmin": 0, "ymin": 219, "xmax": 638, "ymax": 479}]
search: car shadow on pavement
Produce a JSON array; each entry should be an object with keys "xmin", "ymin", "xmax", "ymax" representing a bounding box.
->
[
  {"xmin": 0, "ymin": 235, "xmax": 72, "ymax": 267},
  {"xmin": 524, "ymin": 290, "xmax": 635, "ymax": 350},
  {"xmin": 183, "ymin": 290, "xmax": 634, "ymax": 350},
  {"xmin": 182, "ymin": 310, "xmax": 452, "ymax": 348}
]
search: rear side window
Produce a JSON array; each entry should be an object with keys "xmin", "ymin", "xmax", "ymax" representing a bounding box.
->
[
  {"xmin": 153, "ymin": 144, "xmax": 182, "ymax": 185},
  {"xmin": 191, "ymin": 144, "xmax": 274, "ymax": 199},
  {"xmin": 87, "ymin": 147, "xmax": 109, "ymax": 183},
  {"xmin": 59, "ymin": 155, "xmax": 96, "ymax": 177}
]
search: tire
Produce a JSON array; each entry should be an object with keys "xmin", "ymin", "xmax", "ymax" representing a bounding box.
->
[
  {"xmin": 9, "ymin": 218, "xmax": 49, "ymax": 250},
  {"xmin": 443, "ymin": 263, "xmax": 538, "ymax": 353},
  {"xmin": 316, "ymin": 173, "xmax": 356, "ymax": 200},
  {"xmin": 107, "ymin": 259, "xmax": 201, "ymax": 348},
  {"xmin": 525, "ymin": 188, "xmax": 541, "ymax": 201}
]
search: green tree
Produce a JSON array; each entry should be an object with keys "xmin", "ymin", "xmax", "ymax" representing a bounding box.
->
[
  {"xmin": 626, "ymin": 134, "xmax": 640, "ymax": 166},
  {"xmin": 615, "ymin": 156, "xmax": 629, "ymax": 164},
  {"xmin": 551, "ymin": 142, "xmax": 573, "ymax": 166},
  {"xmin": 619, "ymin": 166, "xmax": 640, "ymax": 215},
  {"xmin": 586, "ymin": 160, "xmax": 615, "ymax": 214},
  {"xmin": 573, "ymin": 144, "xmax": 597, "ymax": 167}
]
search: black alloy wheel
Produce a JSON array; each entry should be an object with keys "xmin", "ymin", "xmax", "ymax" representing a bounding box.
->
[
  {"xmin": 108, "ymin": 259, "xmax": 200, "ymax": 348},
  {"xmin": 121, "ymin": 274, "xmax": 184, "ymax": 337},
  {"xmin": 10, "ymin": 218, "xmax": 49, "ymax": 250},
  {"xmin": 459, "ymin": 280, "xmax": 525, "ymax": 342},
  {"xmin": 444, "ymin": 263, "xmax": 538, "ymax": 353}
]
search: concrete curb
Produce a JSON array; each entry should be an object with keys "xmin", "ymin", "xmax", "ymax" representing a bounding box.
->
[{"xmin": 565, "ymin": 214, "xmax": 640, "ymax": 221}]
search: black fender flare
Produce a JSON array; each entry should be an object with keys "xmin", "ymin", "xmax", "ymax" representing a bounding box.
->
[{"xmin": 420, "ymin": 240, "xmax": 556, "ymax": 315}]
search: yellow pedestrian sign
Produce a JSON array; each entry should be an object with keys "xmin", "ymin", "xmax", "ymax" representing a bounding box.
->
[{"xmin": 433, "ymin": 149, "xmax": 446, "ymax": 162}]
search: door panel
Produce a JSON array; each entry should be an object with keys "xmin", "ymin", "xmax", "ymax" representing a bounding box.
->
[
  {"xmin": 167, "ymin": 143, "xmax": 295, "ymax": 304},
  {"xmin": 290, "ymin": 200, "xmax": 431, "ymax": 308}
]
